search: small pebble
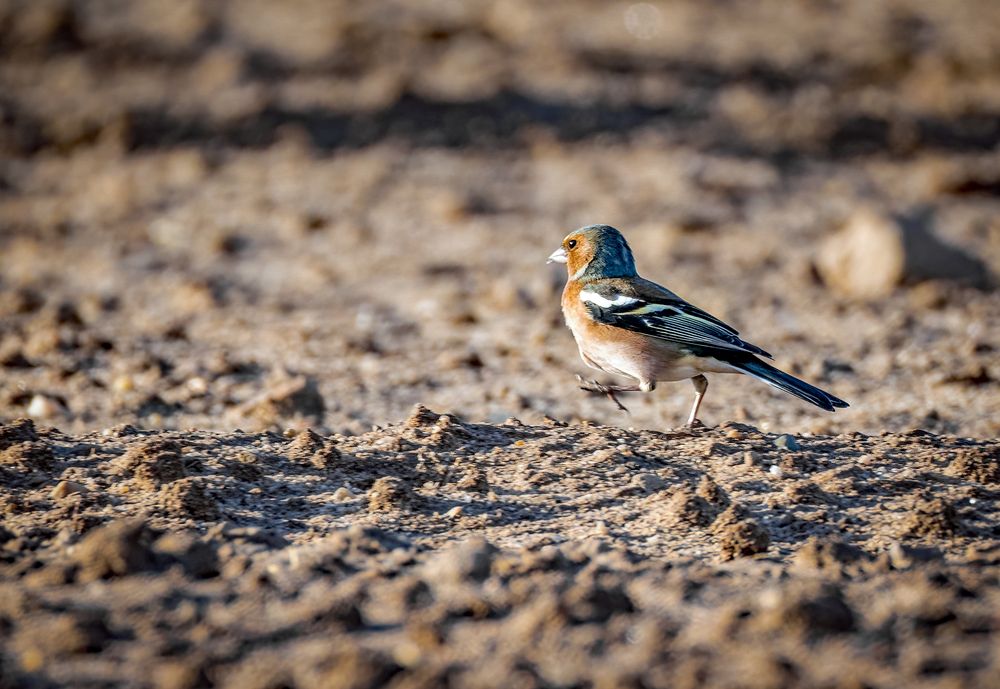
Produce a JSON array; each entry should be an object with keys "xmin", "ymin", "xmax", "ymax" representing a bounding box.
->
[
  {"xmin": 19, "ymin": 648, "xmax": 43, "ymax": 673},
  {"xmin": 393, "ymin": 640, "xmax": 423, "ymax": 667},
  {"xmin": 27, "ymin": 394, "xmax": 62, "ymax": 420},
  {"xmin": 112, "ymin": 375, "xmax": 134, "ymax": 393},
  {"xmin": 50, "ymin": 480, "xmax": 87, "ymax": 500},
  {"xmin": 443, "ymin": 506, "xmax": 464, "ymax": 519},
  {"xmin": 769, "ymin": 465, "xmax": 785, "ymax": 479},
  {"xmin": 332, "ymin": 487, "xmax": 354, "ymax": 502},
  {"xmin": 774, "ymin": 434, "xmax": 801, "ymax": 450}
]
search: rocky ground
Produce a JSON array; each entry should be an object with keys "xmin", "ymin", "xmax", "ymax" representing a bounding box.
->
[
  {"xmin": 1, "ymin": 1, "xmax": 999, "ymax": 687},
  {"xmin": 1, "ymin": 413, "xmax": 999, "ymax": 689}
]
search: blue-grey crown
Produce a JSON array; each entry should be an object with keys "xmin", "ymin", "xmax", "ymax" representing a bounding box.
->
[{"xmin": 579, "ymin": 224, "xmax": 637, "ymax": 279}]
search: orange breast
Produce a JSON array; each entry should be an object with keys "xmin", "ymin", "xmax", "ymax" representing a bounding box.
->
[{"xmin": 560, "ymin": 280, "xmax": 701, "ymax": 383}]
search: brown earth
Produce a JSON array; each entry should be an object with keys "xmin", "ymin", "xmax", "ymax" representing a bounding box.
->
[
  {"xmin": 1, "ymin": 1, "xmax": 999, "ymax": 687},
  {"xmin": 1, "ymin": 415, "xmax": 999, "ymax": 688}
]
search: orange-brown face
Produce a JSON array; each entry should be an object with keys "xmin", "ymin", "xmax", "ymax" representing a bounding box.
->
[
  {"xmin": 547, "ymin": 231, "xmax": 597, "ymax": 278},
  {"xmin": 548, "ymin": 224, "xmax": 637, "ymax": 281}
]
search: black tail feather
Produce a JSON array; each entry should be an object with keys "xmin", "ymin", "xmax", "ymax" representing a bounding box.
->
[{"xmin": 733, "ymin": 358, "xmax": 849, "ymax": 412}]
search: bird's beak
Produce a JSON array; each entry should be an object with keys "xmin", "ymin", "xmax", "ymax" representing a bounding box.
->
[{"xmin": 547, "ymin": 247, "xmax": 568, "ymax": 264}]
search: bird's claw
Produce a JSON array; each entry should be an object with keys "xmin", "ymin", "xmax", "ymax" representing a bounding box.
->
[{"xmin": 576, "ymin": 375, "xmax": 630, "ymax": 413}]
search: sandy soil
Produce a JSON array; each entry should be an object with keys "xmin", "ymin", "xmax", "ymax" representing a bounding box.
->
[{"xmin": 1, "ymin": 1, "xmax": 999, "ymax": 687}]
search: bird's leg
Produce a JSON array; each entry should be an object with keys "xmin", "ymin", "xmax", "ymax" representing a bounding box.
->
[
  {"xmin": 576, "ymin": 375, "xmax": 641, "ymax": 413},
  {"xmin": 687, "ymin": 374, "xmax": 708, "ymax": 427}
]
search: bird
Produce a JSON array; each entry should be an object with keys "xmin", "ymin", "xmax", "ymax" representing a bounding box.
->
[{"xmin": 547, "ymin": 224, "xmax": 848, "ymax": 426}]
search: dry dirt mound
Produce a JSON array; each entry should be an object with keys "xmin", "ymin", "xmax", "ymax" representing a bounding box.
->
[{"xmin": 1, "ymin": 413, "xmax": 997, "ymax": 688}]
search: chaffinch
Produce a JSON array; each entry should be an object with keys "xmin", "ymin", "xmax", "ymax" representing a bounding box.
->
[{"xmin": 548, "ymin": 224, "xmax": 848, "ymax": 426}]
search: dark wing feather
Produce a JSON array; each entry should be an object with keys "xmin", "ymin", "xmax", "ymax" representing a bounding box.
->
[{"xmin": 582, "ymin": 279, "xmax": 773, "ymax": 358}]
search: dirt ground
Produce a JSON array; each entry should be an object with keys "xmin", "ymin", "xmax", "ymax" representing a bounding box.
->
[{"xmin": 1, "ymin": 1, "xmax": 999, "ymax": 687}]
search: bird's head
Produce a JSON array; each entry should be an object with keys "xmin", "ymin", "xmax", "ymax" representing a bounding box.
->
[{"xmin": 547, "ymin": 224, "xmax": 636, "ymax": 282}]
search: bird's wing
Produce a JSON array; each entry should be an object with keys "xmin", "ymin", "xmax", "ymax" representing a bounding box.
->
[{"xmin": 579, "ymin": 278, "xmax": 773, "ymax": 358}]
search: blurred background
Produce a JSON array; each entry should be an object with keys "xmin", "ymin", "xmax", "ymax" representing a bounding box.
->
[{"xmin": 0, "ymin": 0, "xmax": 998, "ymax": 437}]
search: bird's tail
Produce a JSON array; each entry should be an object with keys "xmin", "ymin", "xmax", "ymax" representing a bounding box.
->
[{"xmin": 733, "ymin": 358, "xmax": 849, "ymax": 412}]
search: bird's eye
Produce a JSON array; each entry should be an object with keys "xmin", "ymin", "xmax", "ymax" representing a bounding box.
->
[{"xmin": 567, "ymin": 239, "xmax": 578, "ymax": 249}]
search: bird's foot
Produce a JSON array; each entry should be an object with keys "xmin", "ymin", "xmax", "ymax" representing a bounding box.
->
[
  {"xmin": 685, "ymin": 418, "xmax": 706, "ymax": 430},
  {"xmin": 576, "ymin": 375, "xmax": 630, "ymax": 413}
]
